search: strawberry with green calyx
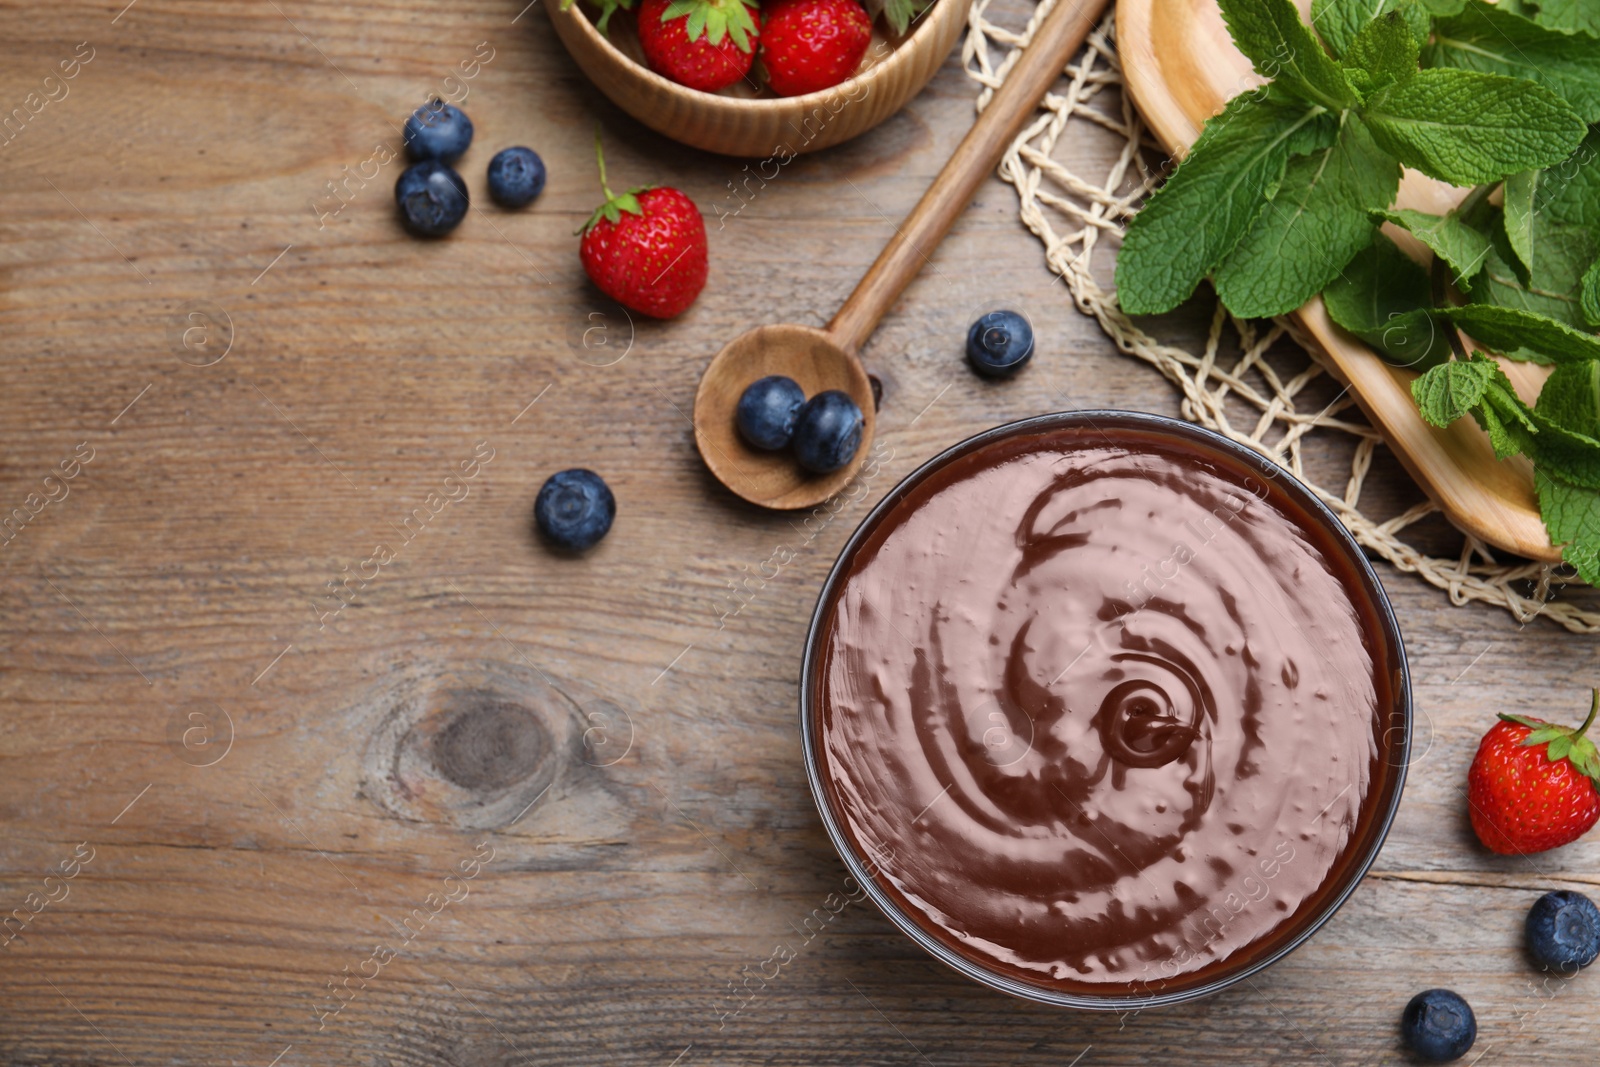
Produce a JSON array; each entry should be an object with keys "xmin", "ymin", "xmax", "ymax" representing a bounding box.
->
[
  {"xmin": 559, "ymin": 0, "xmax": 635, "ymax": 33},
  {"xmin": 578, "ymin": 131, "xmax": 707, "ymax": 320},
  {"xmin": 638, "ymin": 0, "xmax": 761, "ymax": 93},
  {"xmin": 1467, "ymin": 688, "xmax": 1600, "ymax": 855}
]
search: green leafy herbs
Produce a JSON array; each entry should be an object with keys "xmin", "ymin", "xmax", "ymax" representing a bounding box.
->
[
  {"xmin": 1424, "ymin": 1, "xmax": 1600, "ymax": 122},
  {"xmin": 1343, "ymin": 10, "xmax": 1420, "ymax": 94},
  {"xmin": 1524, "ymin": 0, "xmax": 1600, "ymax": 37},
  {"xmin": 1116, "ymin": 0, "xmax": 1587, "ymax": 317},
  {"xmin": 1322, "ymin": 232, "xmax": 1452, "ymax": 369},
  {"xmin": 1219, "ymin": 0, "xmax": 1359, "ymax": 109},
  {"xmin": 1115, "ymin": 89, "xmax": 1334, "ymax": 315},
  {"xmin": 1118, "ymin": 0, "xmax": 1600, "ymax": 584},
  {"xmin": 1582, "ymin": 258, "xmax": 1600, "ymax": 327},
  {"xmin": 1371, "ymin": 206, "xmax": 1491, "ymax": 282},
  {"xmin": 1412, "ymin": 353, "xmax": 1496, "ymax": 424},
  {"xmin": 1361, "ymin": 69, "xmax": 1585, "ymax": 186},
  {"xmin": 1310, "ymin": 0, "xmax": 1434, "ymax": 60},
  {"xmin": 1214, "ymin": 114, "xmax": 1398, "ymax": 318}
]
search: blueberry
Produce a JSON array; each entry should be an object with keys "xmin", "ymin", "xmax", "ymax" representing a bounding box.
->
[
  {"xmin": 487, "ymin": 146, "xmax": 547, "ymax": 209},
  {"xmin": 791, "ymin": 390, "xmax": 864, "ymax": 474},
  {"xmin": 966, "ymin": 309, "xmax": 1034, "ymax": 378},
  {"xmin": 395, "ymin": 160, "xmax": 469, "ymax": 237},
  {"xmin": 736, "ymin": 376, "xmax": 807, "ymax": 451},
  {"xmin": 1400, "ymin": 989, "xmax": 1476, "ymax": 1063},
  {"xmin": 534, "ymin": 469, "xmax": 615, "ymax": 552},
  {"xmin": 1526, "ymin": 890, "xmax": 1600, "ymax": 972},
  {"xmin": 403, "ymin": 99, "xmax": 474, "ymax": 163}
]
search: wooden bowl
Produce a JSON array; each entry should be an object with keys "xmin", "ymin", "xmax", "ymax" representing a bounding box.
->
[{"xmin": 545, "ymin": 0, "xmax": 974, "ymax": 157}]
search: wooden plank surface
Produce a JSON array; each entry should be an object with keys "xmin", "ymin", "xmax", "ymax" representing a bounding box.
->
[{"xmin": 1, "ymin": 2, "xmax": 1597, "ymax": 1065}]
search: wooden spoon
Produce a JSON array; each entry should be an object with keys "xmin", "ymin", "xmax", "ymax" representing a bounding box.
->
[
  {"xmin": 694, "ymin": 0, "xmax": 1113, "ymax": 510},
  {"xmin": 1117, "ymin": 0, "xmax": 1559, "ymax": 561}
]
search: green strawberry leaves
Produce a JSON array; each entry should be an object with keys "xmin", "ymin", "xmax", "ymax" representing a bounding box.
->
[
  {"xmin": 661, "ymin": 0, "xmax": 759, "ymax": 51},
  {"xmin": 1362, "ymin": 69, "xmax": 1586, "ymax": 186},
  {"xmin": 580, "ymin": 129, "xmax": 651, "ymax": 235},
  {"xmin": 1499, "ymin": 689, "xmax": 1600, "ymax": 784}
]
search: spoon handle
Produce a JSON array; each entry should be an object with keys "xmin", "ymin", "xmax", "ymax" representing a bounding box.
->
[{"xmin": 827, "ymin": 0, "xmax": 1111, "ymax": 354}]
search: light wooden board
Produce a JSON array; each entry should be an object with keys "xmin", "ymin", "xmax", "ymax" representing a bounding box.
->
[{"xmin": 0, "ymin": 2, "xmax": 1598, "ymax": 1065}]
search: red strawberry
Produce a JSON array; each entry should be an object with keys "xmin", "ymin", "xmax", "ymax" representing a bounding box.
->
[
  {"xmin": 760, "ymin": 0, "xmax": 872, "ymax": 97},
  {"xmin": 578, "ymin": 134, "xmax": 708, "ymax": 320},
  {"xmin": 1467, "ymin": 689, "xmax": 1600, "ymax": 855},
  {"xmin": 637, "ymin": 0, "xmax": 760, "ymax": 93}
]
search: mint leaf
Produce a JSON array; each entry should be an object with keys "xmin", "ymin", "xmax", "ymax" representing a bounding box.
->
[
  {"xmin": 1324, "ymin": 232, "xmax": 1453, "ymax": 369},
  {"xmin": 1344, "ymin": 10, "xmax": 1419, "ymax": 94},
  {"xmin": 1446, "ymin": 304, "xmax": 1600, "ymax": 364},
  {"xmin": 1310, "ymin": 0, "xmax": 1432, "ymax": 58},
  {"xmin": 1363, "ymin": 69, "xmax": 1587, "ymax": 185},
  {"xmin": 1476, "ymin": 364, "xmax": 1541, "ymax": 458},
  {"xmin": 1117, "ymin": 91, "xmax": 1336, "ymax": 315},
  {"xmin": 1536, "ymin": 360, "xmax": 1600, "ymax": 438},
  {"xmin": 1529, "ymin": 0, "xmax": 1600, "ymax": 36},
  {"xmin": 1536, "ymin": 470, "xmax": 1600, "ymax": 583},
  {"xmin": 1533, "ymin": 426, "xmax": 1600, "ymax": 490},
  {"xmin": 1219, "ymin": 0, "xmax": 1358, "ymax": 109},
  {"xmin": 1373, "ymin": 207, "xmax": 1492, "ymax": 282},
  {"xmin": 1473, "ymin": 229, "xmax": 1597, "ymax": 327},
  {"xmin": 1215, "ymin": 115, "xmax": 1400, "ymax": 317},
  {"xmin": 1474, "ymin": 129, "xmax": 1600, "ymax": 326},
  {"xmin": 1583, "ymin": 256, "xmax": 1600, "ymax": 327},
  {"xmin": 1503, "ymin": 170, "xmax": 1538, "ymax": 276},
  {"xmin": 1412, "ymin": 357, "xmax": 1497, "ymax": 426},
  {"xmin": 1425, "ymin": 2, "xmax": 1600, "ymax": 123}
]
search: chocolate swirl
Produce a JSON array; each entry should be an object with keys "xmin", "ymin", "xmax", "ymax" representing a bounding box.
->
[{"xmin": 816, "ymin": 427, "xmax": 1384, "ymax": 992}]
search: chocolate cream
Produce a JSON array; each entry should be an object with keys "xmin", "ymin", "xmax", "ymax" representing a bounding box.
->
[{"xmin": 811, "ymin": 420, "xmax": 1400, "ymax": 997}]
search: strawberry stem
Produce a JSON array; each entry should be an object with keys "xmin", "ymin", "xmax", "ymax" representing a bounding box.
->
[
  {"xmin": 594, "ymin": 125, "xmax": 616, "ymax": 203},
  {"xmin": 1576, "ymin": 688, "xmax": 1599, "ymax": 740}
]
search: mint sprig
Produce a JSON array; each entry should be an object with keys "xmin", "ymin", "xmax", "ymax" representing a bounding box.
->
[{"xmin": 1118, "ymin": 0, "xmax": 1600, "ymax": 586}]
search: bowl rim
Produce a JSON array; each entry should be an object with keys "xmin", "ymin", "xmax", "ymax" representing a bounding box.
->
[
  {"xmin": 550, "ymin": 0, "xmax": 966, "ymax": 111},
  {"xmin": 798, "ymin": 409, "xmax": 1413, "ymax": 1011}
]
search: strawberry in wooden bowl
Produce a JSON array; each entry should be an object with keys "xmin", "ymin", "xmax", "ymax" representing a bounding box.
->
[{"xmin": 545, "ymin": 0, "xmax": 972, "ymax": 157}]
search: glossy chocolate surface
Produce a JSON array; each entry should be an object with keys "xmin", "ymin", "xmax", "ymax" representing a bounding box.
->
[{"xmin": 810, "ymin": 419, "xmax": 1402, "ymax": 998}]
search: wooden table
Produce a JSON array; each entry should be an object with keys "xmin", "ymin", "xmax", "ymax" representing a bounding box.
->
[{"xmin": 3, "ymin": 2, "xmax": 1598, "ymax": 1063}]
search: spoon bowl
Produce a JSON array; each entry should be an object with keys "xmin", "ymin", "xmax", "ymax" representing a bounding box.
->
[
  {"xmin": 692, "ymin": 0, "xmax": 1113, "ymax": 510},
  {"xmin": 694, "ymin": 325, "xmax": 876, "ymax": 509}
]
